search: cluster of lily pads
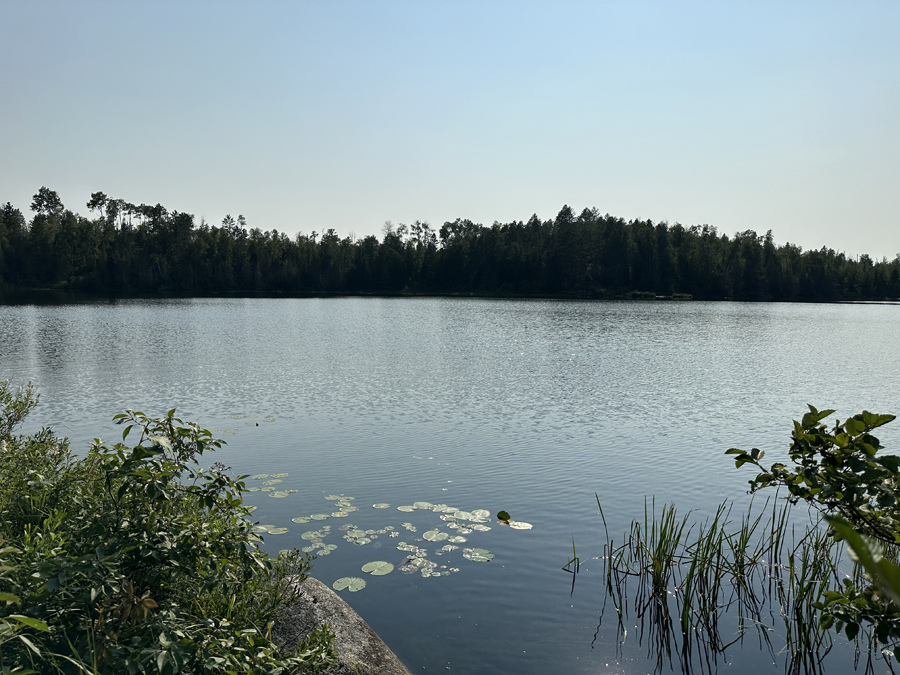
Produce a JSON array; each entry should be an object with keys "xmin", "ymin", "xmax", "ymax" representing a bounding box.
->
[
  {"xmin": 239, "ymin": 487, "xmax": 534, "ymax": 593},
  {"xmin": 242, "ymin": 473, "xmax": 297, "ymax": 499}
]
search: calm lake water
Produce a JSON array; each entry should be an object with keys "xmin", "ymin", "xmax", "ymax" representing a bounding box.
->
[{"xmin": 2, "ymin": 297, "xmax": 899, "ymax": 674}]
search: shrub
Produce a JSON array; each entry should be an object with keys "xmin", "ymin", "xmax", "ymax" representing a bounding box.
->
[{"xmin": 0, "ymin": 382, "xmax": 335, "ymax": 673}]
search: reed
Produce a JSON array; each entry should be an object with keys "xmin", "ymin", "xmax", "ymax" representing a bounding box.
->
[{"xmin": 595, "ymin": 496, "xmax": 856, "ymax": 674}]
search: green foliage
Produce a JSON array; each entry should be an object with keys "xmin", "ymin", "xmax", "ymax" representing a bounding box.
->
[
  {"xmin": 727, "ymin": 406, "xmax": 900, "ymax": 645},
  {"xmin": 726, "ymin": 405, "xmax": 899, "ymax": 544},
  {"xmin": 0, "ymin": 387, "xmax": 335, "ymax": 673},
  {"xmin": 2, "ymin": 189, "xmax": 899, "ymax": 300}
]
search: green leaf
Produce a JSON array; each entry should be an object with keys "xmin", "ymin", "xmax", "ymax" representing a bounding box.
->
[
  {"xmin": 497, "ymin": 511, "xmax": 510, "ymax": 522},
  {"xmin": 9, "ymin": 615, "xmax": 50, "ymax": 632},
  {"xmin": 0, "ymin": 591, "xmax": 20, "ymax": 604}
]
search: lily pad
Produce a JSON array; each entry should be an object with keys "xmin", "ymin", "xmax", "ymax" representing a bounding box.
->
[
  {"xmin": 267, "ymin": 527, "xmax": 289, "ymax": 535},
  {"xmin": 397, "ymin": 505, "xmax": 415, "ymax": 512},
  {"xmin": 292, "ymin": 516, "xmax": 312, "ymax": 524},
  {"xmin": 251, "ymin": 474, "xmax": 269, "ymax": 480},
  {"xmin": 301, "ymin": 530, "xmax": 325, "ymax": 540},
  {"xmin": 331, "ymin": 512, "xmax": 349, "ymax": 518},
  {"xmin": 352, "ymin": 537, "xmax": 372, "ymax": 546},
  {"xmin": 453, "ymin": 511, "xmax": 474, "ymax": 521},
  {"xmin": 471, "ymin": 524, "xmax": 491, "ymax": 532},
  {"xmin": 423, "ymin": 530, "xmax": 449, "ymax": 542},
  {"xmin": 244, "ymin": 487, "xmax": 261, "ymax": 492},
  {"xmin": 310, "ymin": 514, "xmax": 330, "ymax": 520},
  {"xmin": 271, "ymin": 472, "xmax": 289, "ymax": 478},
  {"xmin": 333, "ymin": 577, "xmax": 366, "ymax": 592},
  {"xmin": 325, "ymin": 494, "xmax": 343, "ymax": 500},
  {"xmin": 413, "ymin": 501, "xmax": 434, "ymax": 510},
  {"xmin": 471, "ymin": 509, "xmax": 491, "ymax": 519},
  {"xmin": 447, "ymin": 536, "xmax": 467, "ymax": 543},
  {"xmin": 261, "ymin": 487, "xmax": 276, "ymax": 492},
  {"xmin": 268, "ymin": 491, "xmax": 289, "ymax": 498},
  {"xmin": 462, "ymin": 548, "xmax": 495, "ymax": 562},
  {"xmin": 250, "ymin": 525, "xmax": 271, "ymax": 534},
  {"xmin": 509, "ymin": 521, "xmax": 533, "ymax": 530},
  {"xmin": 373, "ymin": 503, "xmax": 391, "ymax": 509},
  {"xmin": 262, "ymin": 479, "xmax": 283, "ymax": 486},
  {"xmin": 361, "ymin": 561, "xmax": 395, "ymax": 576}
]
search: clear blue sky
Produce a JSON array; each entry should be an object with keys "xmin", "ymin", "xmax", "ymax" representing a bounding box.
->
[{"xmin": 2, "ymin": 1, "xmax": 898, "ymax": 257}]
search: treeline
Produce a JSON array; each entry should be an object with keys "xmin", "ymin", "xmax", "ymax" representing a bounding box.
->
[{"xmin": 2, "ymin": 187, "xmax": 898, "ymax": 301}]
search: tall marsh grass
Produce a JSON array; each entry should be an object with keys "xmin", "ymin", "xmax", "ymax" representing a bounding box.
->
[{"xmin": 594, "ymin": 495, "xmax": 872, "ymax": 675}]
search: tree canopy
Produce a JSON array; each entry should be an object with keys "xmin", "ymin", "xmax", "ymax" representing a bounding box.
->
[{"xmin": 2, "ymin": 188, "xmax": 898, "ymax": 301}]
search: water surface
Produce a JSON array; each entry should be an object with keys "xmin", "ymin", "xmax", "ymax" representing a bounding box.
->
[{"xmin": 2, "ymin": 297, "xmax": 899, "ymax": 673}]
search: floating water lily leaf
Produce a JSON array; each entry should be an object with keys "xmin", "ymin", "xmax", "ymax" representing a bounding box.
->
[
  {"xmin": 339, "ymin": 505, "xmax": 359, "ymax": 512},
  {"xmin": 353, "ymin": 537, "xmax": 372, "ymax": 546},
  {"xmin": 333, "ymin": 577, "xmax": 366, "ymax": 592},
  {"xmin": 244, "ymin": 487, "xmax": 261, "ymax": 492},
  {"xmin": 262, "ymin": 479, "xmax": 283, "ymax": 486},
  {"xmin": 265, "ymin": 416, "xmax": 277, "ymax": 422},
  {"xmin": 310, "ymin": 514, "xmax": 330, "ymax": 520},
  {"xmin": 440, "ymin": 515, "xmax": 457, "ymax": 522},
  {"xmin": 373, "ymin": 503, "xmax": 391, "ymax": 509},
  {"xmin": 271, "ymin": 472, "xmax": 288, "ymax": 478},
  {"xmin": 447, "ymin": 536, "xmax": 467, "ymax": 543},
  {"xmin": 267, "ymin": 527, "xmax": 289, "ymax": 535},
  {"xmin": 347, "ymin": 529, "xmax": 367, "ymax": 538},
  {"xmin": 251, "ymin": 474, "xmax": 269, "ymax": 480},
  {"xmin": 441, "ymin": 544, "xmax": 459, "ymax": 552},
  {"xmin": 471, "ymin": 509, "xmax": 490, "ymax": 519},
  {"xmin": 453, "ymin": 511, "xmax": 474, "ymax": 521},
  {"xmin": 423, "ymin": 530, "xmax": 449, "ymax": 542},
  {"xmin": 250, "ymin": 525, "xmax": 270, "ymax": 534},
  {"xmin": 397, "ymin": 506, "xmax": 415, "ymax": 512},
  {"xmin": 331, "ymin": 512, "xmax": 349, "ymax": 518},
  {"xmin": 292, "ymin": 516, "xmax": 312, "ymax": 524},
  {"xmin": 397, "ymin": 542, "xmax": 419, "ymax": 552},
  {"xmin": 463, "ymin": 548, "xmax": 495, "ymax": 562},
  {"xmin": 509, "ymin": 521, "xmax": 533, "ymax": 530},
  {"xmin": 497, "ymin": 511, "xmax": 511, "ymax": 522},
  {"xmin": 324, "ymin": 494, "xmax": 342, "ymax": 500},
  {"xmin": 261, "ymin": 487, "xmax": 276, "ymax": 492},
  {"xmin": 471, "ymin": 524, "xmax": 491, "ymax": 532},
  {"xmin": 413, "ymin": 501, "xmax": 434, "ymax": 510},
  {"xmin": 301, "ymin": 530, "xmax": 324, "ymax": 541},
  {"xmin": 361, "ymin": 561, "xmax": 394, "ymax": 576},
  {"xmin": 268, "ymin": 491, "xmax": 289, "ymax": 498}
]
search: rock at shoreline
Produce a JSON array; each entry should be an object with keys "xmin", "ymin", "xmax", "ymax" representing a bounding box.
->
[{"xmin": 273, "ymin": 576, "xmax": 412, "ymax": 675}]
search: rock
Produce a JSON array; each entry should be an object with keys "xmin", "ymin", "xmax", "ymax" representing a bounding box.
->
[{"xmin": 273, "ymin": 576, "xmax": 412, "ymax": 675}]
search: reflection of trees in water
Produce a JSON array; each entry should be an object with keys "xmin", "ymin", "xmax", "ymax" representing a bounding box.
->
[{"xmin": 587, "ymin": 498, "xmax": 894, "ymax": 675}]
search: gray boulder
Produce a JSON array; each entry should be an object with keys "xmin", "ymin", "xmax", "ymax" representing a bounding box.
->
[{"xmin": 273, "ymin": 576, "xmax": 412, "ymax": 675}]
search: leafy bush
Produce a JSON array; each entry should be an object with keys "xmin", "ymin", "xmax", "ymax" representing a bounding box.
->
[
  {"xmin": 0, "ymin": 381, "xmax": 335, "ymax": 674},
  {"xmin": 727, "ymin": 406, "xmax": 900, "ymax": 643}
]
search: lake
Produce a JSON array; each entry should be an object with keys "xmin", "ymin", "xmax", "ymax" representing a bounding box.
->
[{"xmin": 2, "ymin": 297, "xmax": 899, "ymax": 674}]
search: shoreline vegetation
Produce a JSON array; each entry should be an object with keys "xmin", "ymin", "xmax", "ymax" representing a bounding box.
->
[
  {"xmin": 2, "ymin": 188, "xmax": 899, "ymax": 302},
  {"xmin": 0, "ymin": 381, "xmax": 337, "ymax": 674},
  {"xmin": 595, "ymin": 407, "xmax": 900, "ymax": 674}
]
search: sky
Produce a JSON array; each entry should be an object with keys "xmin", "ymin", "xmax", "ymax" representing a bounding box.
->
[{"xmin": 1, "ymin": 1, "xmax": 898, "ymax": 258}]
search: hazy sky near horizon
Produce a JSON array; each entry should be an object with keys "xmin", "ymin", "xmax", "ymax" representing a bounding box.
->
[{"xmin": 2, "ymin": 1, "xmax": 898, "ymax": 258}]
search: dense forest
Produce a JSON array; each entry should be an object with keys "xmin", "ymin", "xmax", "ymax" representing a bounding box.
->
[{"xmin": 1, "ymin": 187, "xmax": 898, "ymax": 301}]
